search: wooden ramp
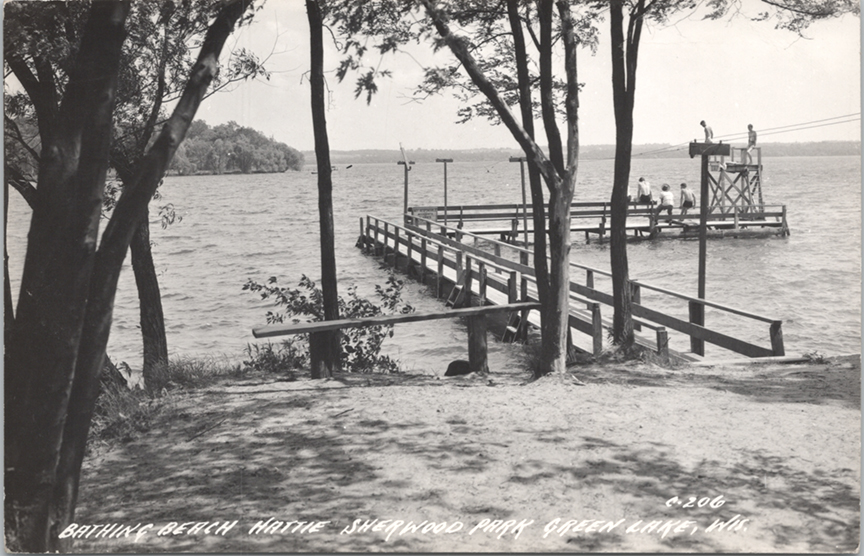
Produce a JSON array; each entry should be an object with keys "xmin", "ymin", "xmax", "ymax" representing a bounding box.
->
[{"xmin": 357, "ymin": 214, "xmax": 786, "ymax": 362}]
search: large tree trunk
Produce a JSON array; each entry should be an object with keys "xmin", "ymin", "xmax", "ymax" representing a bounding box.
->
[
  {"xmin": 130, "ymin": 213, "xmax": 169, "ymax": 387},
  {"xmin": 4, "ymin": 4, "xmax": 130, "ymax": 551},
  {"xmin": 49, "ymin": 5, "xmax": 252, "ymax": 550},
  {"xmin": 5, "ymin": 3, "xmax": 251, "ymax": 551},
  {"xmin": 307, "ymin": 0, "xmax": 340, "ymax": 379}
]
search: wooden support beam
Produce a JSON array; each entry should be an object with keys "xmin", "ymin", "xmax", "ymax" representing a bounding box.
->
[{"xmin": 770, "ymin": 321, "xmax": 785, "ymax": 356}]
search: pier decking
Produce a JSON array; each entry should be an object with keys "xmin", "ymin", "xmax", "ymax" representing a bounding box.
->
[
  {"xmin": 408, "ymin": 201, "xmax": 789, "ymax": 245},
  {"xmin": 357, "ymin": 214, "xmax": 785, "ymax": 362}
]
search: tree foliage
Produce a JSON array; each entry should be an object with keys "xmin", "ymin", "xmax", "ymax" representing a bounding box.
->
[{"xmin": 170, "ymin": 119, "xmax": 305, "ymax": 174}]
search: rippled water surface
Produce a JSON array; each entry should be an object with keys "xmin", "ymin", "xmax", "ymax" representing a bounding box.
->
[{"xmin": 6, "ymin": 155, "xmax": 861, "ymax": 373}]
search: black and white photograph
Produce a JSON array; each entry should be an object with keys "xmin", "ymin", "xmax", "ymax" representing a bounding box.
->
[{"xmin": 3, "ymin": 0, "xmax": 861, "ymax": 552}]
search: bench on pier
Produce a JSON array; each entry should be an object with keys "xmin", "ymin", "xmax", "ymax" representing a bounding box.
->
[{"xmin": 252, "ymin": 301, "xmax": 541, "ymax": 375}]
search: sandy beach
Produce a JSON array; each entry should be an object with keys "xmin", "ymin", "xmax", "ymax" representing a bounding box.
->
[{"xmin": 66, "ymin": 354, "xmax": 860, "ymax": 553}]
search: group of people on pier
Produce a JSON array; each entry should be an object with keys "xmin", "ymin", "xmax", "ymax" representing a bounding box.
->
[{"xmin": 630, "ymin": 178, "xmax": 698, "ymax": 221}]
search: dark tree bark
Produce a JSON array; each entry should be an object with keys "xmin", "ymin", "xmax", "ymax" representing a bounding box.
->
[
  {"xmin": 4, "ymin": 2, "xmax": 252, "ymax": 550},
  {"xmin": 130, "ymin": 210, "xmax": 169, "ymax": 386},
  {"xmin": 608, "ymin": 0, "xmax": 645, "ymax": 348},
  {"xmin": 5, "ymin": 4, "xmax": 130, "ymax": 551},
  {"xmin": 307, "ymin": 0, "xmax": 341, "ymax": 378}
]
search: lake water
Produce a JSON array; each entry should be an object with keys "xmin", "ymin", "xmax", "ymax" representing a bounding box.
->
[{"xmin": 6, "ymin": 155, "xmax": 861, "ymax": 375}]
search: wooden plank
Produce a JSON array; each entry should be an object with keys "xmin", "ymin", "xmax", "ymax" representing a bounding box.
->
[{"xmin": 253, "ymin": 302, "xmax": 542, "ymax": 338}]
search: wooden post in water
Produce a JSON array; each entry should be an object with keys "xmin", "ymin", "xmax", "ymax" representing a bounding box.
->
[{"xmin": 437, "ymin": 158, "xmax": 453, "ymax": 226}]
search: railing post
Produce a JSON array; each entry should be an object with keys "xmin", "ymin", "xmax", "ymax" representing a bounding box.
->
[
  {"xmin": 656, "ymin": 327, "xmax": 669, "ymax": 358},
  {"xmin": 508, "ymin": 271, "xmax": 518, "ymax": 304},
  {"xmin": 374, "ymin": 218, "xmax": 381, "ymax": 255},
  {"xmin": 478, "ymin": 262, "xmax": 487, "ymax": 305},
  {"xmin": 436, "ymin": 245, "xmax": 444, "ymax": 298},
  {"xmin": 586, "ymin": 269, "xmax": 595, "ymax": 310},
  {"xmin": 591, "ymin": 302, "xmax": 603, "ymax": 356},
  {"xmin": 689, "ymin": 300, "xmax": 705, "ymax": 356},
  {"xmin": 464, "ymin": 256, "xmax": 473, "ymax": 302},
  {"xmin": 394, "ymin": 226, "xmax": 401, "ymax": 268},
  {"xmin": 770, "ymin": 321, "xmax": 785, "ymax": 356},
  {"xmin": 630, "ymin": 281, "xmax": 642, "ymax": 331},
  {"xmin": 406, "ymin": 231, "xmax": 414, "ymax": 274},
  {"xmin": 383, "ymin": 222, "xmax": 389, "ymax": 259},
  {"xmin": 420, "ymin": 235, "xmax": 428, "ymax": 281},
  {"xmin": 456, "ymin": 251, "xmax": 463, "ymax": 282}
]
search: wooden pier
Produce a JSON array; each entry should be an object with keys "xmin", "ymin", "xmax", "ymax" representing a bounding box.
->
[
  {"xmin": 356, "ymin": 214, "xmax": 786, "ymax": 362},
  {"xmin": 409, "ymin": 200, "xmax": 789, "ymax": 245}
]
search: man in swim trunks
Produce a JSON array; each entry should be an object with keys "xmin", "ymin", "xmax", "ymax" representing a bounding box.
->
[
  {"xmin": 637, "ymin": 177, "xmax": 653, "ymax": 204},
  {"xmin": 700, "ymin": 120, "xmax": 713, "ymax": 143},
  {"xmin": 655, "ymin": 184, "xmax": 675, "ymax": 222},
  {"xmin": 680, "ymin": 183, "xmax": 696, "ymax": 216},
  {"xmin": 746, "ymin": 124, "xmax": 757, "ymax": 164}
]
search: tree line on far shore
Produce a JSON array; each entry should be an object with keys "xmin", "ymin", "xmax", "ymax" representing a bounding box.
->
[{"xmin": 170, "ymin": 120, "xmax": 304, "ymax": 175}]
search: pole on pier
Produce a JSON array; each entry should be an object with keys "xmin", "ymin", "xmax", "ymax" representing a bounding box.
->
[
  {"xmin": 689, "ymin": 141, "xmax": 730, "ymax": 355},
  {"xmin": 690, "ymin": 141, "xmax": 729, "ymax": 300},
  {"xmin": 436, "ymin": 158, "xmax": 453, "ymax": 225},
  {"xmin": 399, "ymin": 143, "xmax": 414, "ymax": 225},
  {"xmin": 510, "ymin": 156, "xmax": 528, "ymax": 247}
]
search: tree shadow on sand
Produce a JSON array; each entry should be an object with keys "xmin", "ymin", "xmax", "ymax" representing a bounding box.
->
[{"xmin": 72, "ymin": 366, "xmax": 859, "ymax": 553}]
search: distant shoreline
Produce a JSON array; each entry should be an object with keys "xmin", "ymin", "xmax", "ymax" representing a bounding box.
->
[{"xmin": 307, "ymin": 140, "xmax": 861, "ymax": 165}]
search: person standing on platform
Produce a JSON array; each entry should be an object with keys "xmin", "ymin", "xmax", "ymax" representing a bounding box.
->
[
  {"xmin": 746, "ymin": 124, "xmax": 757, "ymax": 164},
  {"xmin": 680, "ymin": 182, "xmax": 696, "ymax": 216},
  {"xmin": 700, "ymin": 120, "xmax": 714, "ymax": 143},
  {"xmin": 637, "ymin": 177, "xmax": 653, "ymax": 205},
  {"xmin": 655, "ymin": 184, "xmax": 675, "ymax": 223}
]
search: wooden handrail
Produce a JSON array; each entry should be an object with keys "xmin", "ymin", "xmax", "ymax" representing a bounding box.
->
[
  {"xmin": 630, "ymin": 280, "xmax": 778, "ymax": 323},
  {"xmin": 366, "ymin": 214, "xmax": 784, "ymax": 357},
  {"xmin": 253, "ymin": 302, "xmax": 541, "ymax": 338}
]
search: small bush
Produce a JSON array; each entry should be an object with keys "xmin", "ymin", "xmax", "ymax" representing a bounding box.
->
[
  {"xmin": 243, "ymin": 273, "xmax": 413, "ymax": 373},
  {"xmin": 242, "ymin": 341, "xmax": 302, "ymax": 377}
]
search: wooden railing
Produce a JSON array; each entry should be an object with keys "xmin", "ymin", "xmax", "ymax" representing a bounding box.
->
[{"xmin": 361, "ymin": 214, "xmax": 785, "ymax": 359}]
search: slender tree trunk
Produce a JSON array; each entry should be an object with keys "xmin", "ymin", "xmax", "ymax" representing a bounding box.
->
[
  {"xmin": 307, "ymin": 0, "xmax": 340, "ymax": 378},
  {"xmin": 421, "ymin": 0, "xmax": 577, "ymax": 376},
  {"xmin": 609, "ymin": 0, "xmax": 640, "ymax": 348},
  {"xmin": 130, "ymin": 213, "xmax": 169, "ymax": 387},
  {"xmin": 507, "ymin": 0, "xmax": 552, "ymax": 352}
]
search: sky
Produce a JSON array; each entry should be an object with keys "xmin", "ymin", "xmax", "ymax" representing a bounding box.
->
[{"xmin": 195, "ymin": 0, "xmax": 861, "ymax": 152}]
